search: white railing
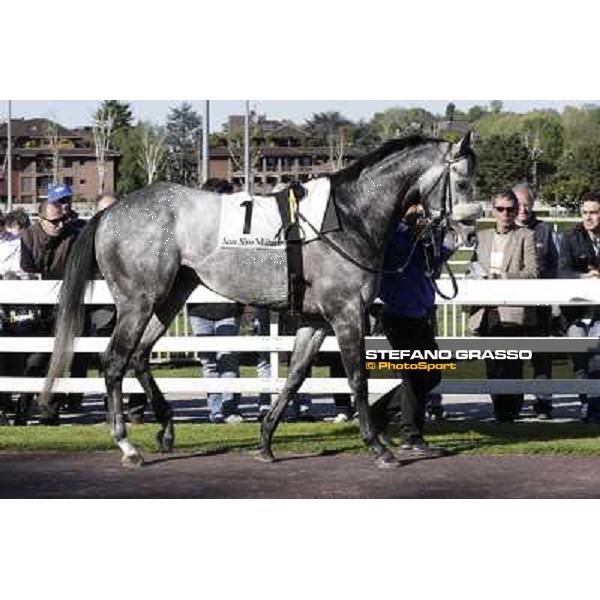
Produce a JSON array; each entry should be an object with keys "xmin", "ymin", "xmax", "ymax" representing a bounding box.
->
[{"xmin": 1, "ymin": 279, "xmax": 600, "ymax": 395}]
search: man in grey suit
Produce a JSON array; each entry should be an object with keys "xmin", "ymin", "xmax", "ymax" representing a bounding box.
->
[{"xmin": 468, "ymin": 189, "xmax": 539, "ymax": 422}]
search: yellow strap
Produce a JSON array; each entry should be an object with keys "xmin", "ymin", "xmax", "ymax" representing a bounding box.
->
[{"xmin": 288, "ymin": 188, "xmax": 297, "ymax": 224}]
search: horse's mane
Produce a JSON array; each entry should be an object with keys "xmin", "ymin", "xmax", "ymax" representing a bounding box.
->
[{"xmin": 331, "ymin": 135, "xmax": 439, "ymax": 186}]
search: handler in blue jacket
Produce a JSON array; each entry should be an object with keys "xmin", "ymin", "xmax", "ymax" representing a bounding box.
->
[{"xmin": 373, "ymin": 203, "xmax": 454, "ymax": 458}]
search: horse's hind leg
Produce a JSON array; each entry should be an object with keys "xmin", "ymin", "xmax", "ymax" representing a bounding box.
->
[
  {"xmin": 128, "ymin": 269, "xmax": 199, "ymax": 452},
  {"xmin": 257, "ymin": 324, "xmax": 327, "ymax": 462},
  {"xmin": 128, "ymin": 322, "xmax": 174, "ymax": 452},
  {"xmin": 103, "ymin": 302, "xmax": 154, "ymax": 468}
]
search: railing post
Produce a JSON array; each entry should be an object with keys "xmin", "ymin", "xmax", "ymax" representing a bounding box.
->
[{"xmin": 269, "ymin": 311, "xmax": 279, "ymax": 403}]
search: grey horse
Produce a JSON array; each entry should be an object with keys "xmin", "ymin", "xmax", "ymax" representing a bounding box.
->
[{"xmin": 41, "ymin": 133, "xmax": 479, "ymax": 468}]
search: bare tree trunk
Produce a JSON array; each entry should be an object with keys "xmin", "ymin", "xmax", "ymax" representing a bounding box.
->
[
  {"xmin": 335, "ymin": 129, "xmax": 346, "ymax": 170},
  {"xmin": 328, "ymin": 133, "xmax": 335, "ymax": 171},
  {"xmin": 46, "ymin": 122, "xmax": 60, "ymax": 184},
  {"xmin": 227, "ymin": 120, "xmax": 263, "ymax": 180},
  {"xmin": 137, "ymin": 125, "xmax": 167, "ymax": 185},
  {"xmin": 93, "ymin": 109, "xmax": 115, "ymax": 194}
]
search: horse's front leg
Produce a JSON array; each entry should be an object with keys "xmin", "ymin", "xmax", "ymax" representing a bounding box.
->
[
  {"xmin": 257, "ymin": 325, "xmax": 327, "ymax": 462},
  {"xmin": 331, "ymin": 307, "xmax": 400, "ymax": 469}
]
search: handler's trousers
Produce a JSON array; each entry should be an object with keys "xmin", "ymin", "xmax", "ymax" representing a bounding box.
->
[{"xmin": 372, "ymin": 312, "xmax": 441, "ymax": 443}]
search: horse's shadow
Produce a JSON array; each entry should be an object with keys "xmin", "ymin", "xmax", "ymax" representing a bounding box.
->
[{"xmin": 143, "ymin": 447, "xmax": 340, "ymax": 467}]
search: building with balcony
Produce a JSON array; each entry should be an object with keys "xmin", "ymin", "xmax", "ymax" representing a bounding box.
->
[
  {"xmin": 0, "ymin": 118, "xmax": 119, "ymax": 208},
  {"xmin": 209, "ymin": 114, "xmax": 365, "ymax": 191}
]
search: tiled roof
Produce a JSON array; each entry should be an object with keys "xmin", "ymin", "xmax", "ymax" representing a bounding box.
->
[{"xmin": 0, "ymin": 118, "xmax": 80, "ymax": 139}]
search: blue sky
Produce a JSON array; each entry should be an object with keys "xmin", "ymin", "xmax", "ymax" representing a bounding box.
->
[{"xmin": 1, "ymin": 100, "xmax": 596, "ymax": 131}]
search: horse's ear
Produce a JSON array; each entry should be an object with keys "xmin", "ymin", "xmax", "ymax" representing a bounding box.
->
[{"xmin": 452, "ymin": 131, "xmax": 474, "ymax": 158}]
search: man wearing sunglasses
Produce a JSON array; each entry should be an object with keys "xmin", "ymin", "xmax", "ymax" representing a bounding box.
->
[
  {"xmin": 468, "ymin": 190, "xmax": 538, "ymax": 423},
  {"xmin": 47, "ymin": 183, "xmax": 86, "ymax": 235},
  {"xmin": 16, "ymin": 198, "xmax": 81, "ymax": 425}
]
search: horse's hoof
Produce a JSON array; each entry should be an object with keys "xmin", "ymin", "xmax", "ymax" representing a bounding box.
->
[
  {"xmin": 375, "ymin": 453, "xmax": 401, "ymax": 469},
  {"xmin": 156, "ymin": 431, "xmax": 174, "ymax": 453},
  {"xmin": 121, "ymin": 453, "xmax": 145, "ymax": 468},
  {"xmin": 253, "ymin": 450, "xmax": 276, "ymax": 463}
]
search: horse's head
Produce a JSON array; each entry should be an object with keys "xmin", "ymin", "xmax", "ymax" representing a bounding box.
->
[{"xmin": 413, "ymin": 132, "xmax": 480, "ymax": 248}]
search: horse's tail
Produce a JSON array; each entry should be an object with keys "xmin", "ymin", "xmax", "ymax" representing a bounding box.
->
[{"xmin": 39, "ymin": 212, "xmax": 104, "ymax": 407}]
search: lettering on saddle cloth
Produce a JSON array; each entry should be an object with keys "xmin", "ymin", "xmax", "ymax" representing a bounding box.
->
[
  {"xmin": 217, "ymin": 177, "xmax": 337, "ymax": 248},
  {"xmin": 217, "ymin": 178, "xmax": 338, "ymax": 311}
]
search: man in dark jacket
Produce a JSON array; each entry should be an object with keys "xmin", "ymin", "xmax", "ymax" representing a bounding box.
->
[
  {"xmin": 48, "ymin": 183, "xmax": 86, "ymax": 234},
  {"xmin": 372, "ymin": 202, "xmax": 455, "ymax": 458},
  {"xmin": 17, "ymin": 200, "xmax": 80, "ymax": 425},
  {"xmin": 513, "ymin": 183, "xmax": 558, "ymax": 419},
  {"xmin": 559, "ymin": 190, "xmax": 600, "ymax": 421},
  {"xmin": 20, "ymin": 201, "xmax": 78, "ymax": 279}
]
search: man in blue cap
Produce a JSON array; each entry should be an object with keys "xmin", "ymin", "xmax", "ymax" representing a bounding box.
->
[{"xmin": 47, "ymin": 183, "xmax": 85, "ymax": 234}]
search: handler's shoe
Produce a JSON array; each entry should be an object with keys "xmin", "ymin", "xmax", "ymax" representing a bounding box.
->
[{"xmin": 398, "ymin": 440, "xmax": 446, "ymax": 459}]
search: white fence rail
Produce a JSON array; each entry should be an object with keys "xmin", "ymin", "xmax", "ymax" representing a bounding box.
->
[{"xmin": 1, "ymin": 280, "xmax": 599, "ymax": 396}]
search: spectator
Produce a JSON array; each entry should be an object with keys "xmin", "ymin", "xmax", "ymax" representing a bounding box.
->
[
  {"xmin": 17, "ymin": 199, "xmax": 80, "ymax": 425},
  {"xmin": 0, "ymin": 212, "xmax": 21, "ymax": 276},
  {"xmin": 558, "ymin": 190, "xmax": 600, "ymax": 422},
  {"xmin": 48, "ymin": 183, "xmax": 86, "ymax": 234},
  {"xmin": 5, "ymin": 209, "xmax": 30, "ymax": 238},
  {"xmin": 189, "ymin": 302, "xmax": 244, "ymax": 423},
  {"xmin": 189, "ymin": 178, "xmax": 244, "ymax": 423},
  {"xmin": 372, "ymin": 201, "xmax": 456, "ymax": 458},
  {"xmin": 467, "ymin": 190, "xmax": 539, "ymax": 423},
  {"xmin": 276, "ymin": 311, "xmax": 315, "ymax": 422},
  {"xmin": 0, "ymin": 212, "xmax": 22, "ymax": 423},
  {"xmin": 252, "ymin": 307, "xmax": 274, "ymax": 420},
  {"xmin": 513, "ymin": 182, "xmax": 558, "ymax": 419}
]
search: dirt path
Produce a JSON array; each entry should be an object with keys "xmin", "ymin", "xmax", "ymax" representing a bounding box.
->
[{"xmin": 1, "ymin": 451, "xmax": 599, "ymax": 498}]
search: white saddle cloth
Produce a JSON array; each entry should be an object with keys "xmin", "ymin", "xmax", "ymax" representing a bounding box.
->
[{"xmin": 218, "ymin": 177, "xmax": 331, "ymax": 249}]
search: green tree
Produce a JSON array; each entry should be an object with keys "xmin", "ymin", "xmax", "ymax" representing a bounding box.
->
[
  {"xmin": 559, "ymin": 142, "xmax": 600, "ymax": 185},
  {"xmin": 115, "ymin": 126, "xmax": 146, "ymax": 195},
  {"xmin": 96, "ymin": 100, "xmax": 134, "ymax": 140},
  {"xmin": 305, "ymin": 111, "xmax": 354, "ymax": 169},
  {"xmin": 94, "ymin": 101, "xmax": 136, "ymax": 193},
  {"xmin": 490, "ymin": 100, "xmax": 503, "ymax": 114},
  {"xmin": 445, "ymin": 102, "xmax": 456, "ymax": 122},
  {"xmin": 475, "ymin": 134, "xmax": 531, "ymax": 202},
  {"xmin": 541, "ymin": 173, "xmax": 592, "ymax": 211},
  {"xmin": 467, "ymin": 105, "xmax": 487, "ymax": 122},
  {"xmin": 562, "ymin": 104, "xmax": 600, "ymax": 148},
  {"xmin": 305, "ymin": 111, "xmax": 352, "ymax": 143},
  {"xmin": 473, "ymin": 109, "xmax": 563, "ymax": 190},
  {"xmin": 521, "ymin": 110, "xmax": 564, "ymax": 164},
  {"xmin": 351, "ymin": 119, "xmax": 380, "ymax": 148},
  {"xmin": 368, "ymin": 107, "xmax": 436, "ymax": 141},
  {"xmin": 115, "ymin": 121, "xmax": 168, "ymax": 195},
  {"xmin": 166, "ymin": 102, "xmax": 202, "ymax": 186},
  {"xmin": 541, "ymin": 141, "xmax": 600, "ymax": 210}
]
